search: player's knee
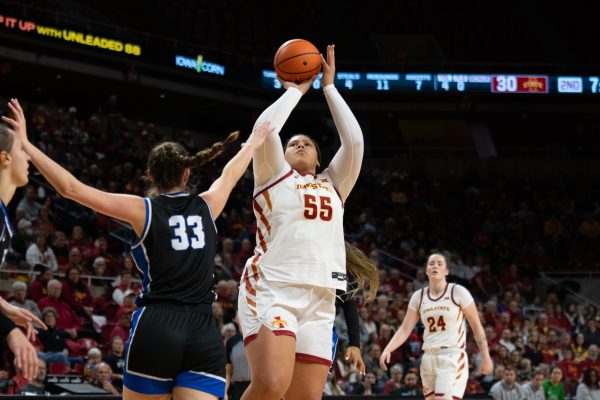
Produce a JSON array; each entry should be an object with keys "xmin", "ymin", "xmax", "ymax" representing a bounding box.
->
[{"xmin": 251, "ymin": 372, "xmax": 290, "ymax": 398}]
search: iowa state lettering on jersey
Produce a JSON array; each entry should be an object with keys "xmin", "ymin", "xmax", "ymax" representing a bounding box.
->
[
  {"xmin": 422, "ymin": 306, "xmax": 451, "ymax": 313},
  {"xmin": 296, "ymin": 182, "xmax": 332, "ymax": 193}
]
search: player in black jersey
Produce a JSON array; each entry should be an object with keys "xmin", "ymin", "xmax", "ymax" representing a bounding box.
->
[
  {"xmin": 4, "ymin": 98, "xmax": 275, "ymax": 400},
  {"xmin": 0, "ymin": 119, "xmax": 47, "ymax": 381}
]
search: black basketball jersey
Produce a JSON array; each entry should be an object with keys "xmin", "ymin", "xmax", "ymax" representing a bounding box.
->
[
  {"xmin": 0, "ymin": 201, "xmax": 14, "ymax": 266},
  {"xmin": 131, "ymin": 193, "xmax": 217, "ymax": 306}
]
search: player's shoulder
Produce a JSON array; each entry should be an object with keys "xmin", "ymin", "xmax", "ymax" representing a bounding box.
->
[{"xmin": 450, "ymin": 283, "xmax": 470, "ymax": 294}]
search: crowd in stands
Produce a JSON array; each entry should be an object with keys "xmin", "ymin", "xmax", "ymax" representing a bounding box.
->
[{"xmin": 0, "ymin": 98, "xmax": 599, "ymax": 398}]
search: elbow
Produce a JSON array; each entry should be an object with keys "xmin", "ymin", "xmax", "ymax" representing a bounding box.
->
[{"xmin": 60, "ymin": 180, "xmax": 78, "ymax": 200}]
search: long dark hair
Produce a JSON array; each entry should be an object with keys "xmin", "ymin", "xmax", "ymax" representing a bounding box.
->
[
  {"xmin": 145, "ymin": 131, "xmax": 239, "ymax": 195},
  {"xmin": 345, "ymin": 241, "xmax": 379, "ymax": 302}
]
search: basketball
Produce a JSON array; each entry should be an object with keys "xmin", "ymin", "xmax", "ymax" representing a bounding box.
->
[{"xmin": 274, "ymin": 39, "xmax": 322, "ymax": 82}]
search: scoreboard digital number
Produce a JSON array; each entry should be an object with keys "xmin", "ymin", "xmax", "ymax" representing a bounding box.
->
[
  {"xmin": 491, "ymin": 75, "xmax": 548, "ymax": 93},
  {"xmin": 261, "ymin": 70, "xmax": 600, "ymax": 95}
]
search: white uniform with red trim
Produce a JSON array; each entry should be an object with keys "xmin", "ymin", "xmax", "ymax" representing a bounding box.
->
[
  {"xmin": 408, "ymin": 283, "xmax": 474, "ymax": 400},
  {"xmin": 238, "ymin": 84, "xmax": 363, "ymax": 366},
  {"xmin": 238, "ymin": 167, "xmax": 345, "ymax": 364}
]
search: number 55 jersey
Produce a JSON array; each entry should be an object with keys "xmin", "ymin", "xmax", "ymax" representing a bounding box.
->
[
  {"xmin": 130, "ymin": 193, "xmax": 217, "ymax": 306},
  {"xmin": 244, "ymin": 168, "xmax": 347, "ymax": 291}
]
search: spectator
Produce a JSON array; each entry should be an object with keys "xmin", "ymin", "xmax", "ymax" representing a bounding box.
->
[
  {"xmin": 110, "ymin": 310, "xmax": 131, "ymax": 342},
  {"xmin": 359, "ymin": 307, "xmax": 377, "ymax": 346},
  {"xmin": 91, "ymin": 362, "xmax": 120, "ymax": 395},
  {"xmin": 16, "ymin": 185, "xmax": 41, "ymax": 221},
  {"xmin": 412, "ymin": 268, "xmax": 427, "ymax": 290},
  {"xmin": 574, "ymin": 333, "xmax": 589, "ymax": 362},
  {"xmin": 37, "ymin": 279, "xmax": 82, "ymax": 336},
  {"xmin": 382, "ymin": 364, "xmax": 404, "ymax": 395},
  {"xmin": 61, "ymin": 267, "xmax": 94, "ymax": 317},
  {"xmin": 29, "ymin": 264, "xmax": 54, "ymax": 302},
  {"xmin": 576, "ymin": 368, "xmax": 600, "ymax": 400},
  {"xmin": 500, "ymin": 329, "xmax": 517, "ymax": 353},
  {"xmin": 351, "ymin": 371, "xmax": 380, "ymax": 395},
  {"xmin": 17, "ymin": 359, "xmax": 49, "ymax": 395},
  {"xmin": 490, "ymin": 366, "xmax": 523, "ymax": 400},
  {"xmin": 583, "ymin": 320, "xmax": 600, "ymax": 347},
  {"xmin": 51, "ymin": 231, "xmax": 69, "ymax": 266},
  {"xmin": 543, "ymin": 367, "xmax": 565, "ymax": 400},
  {"xmin": 10, "ymin": 281, "xmax": 41, "ymax": 320},
  {"xmin": 37, "ymin": 307, "xmax": 73, "ymax": 365},
  {"xmin": 391, "ymin": 371, "xmax": 423, "ymax": 397},
  {"xmin": 521, "ymin": 368, "xmax": 546, "ymax": 400},
  {"xmin": 25, "ymin": 233, "xmax": 58, "ymax": 271},
  {"xmin": 225, "ymin": 313, "xmax": 250, "ymax": 400},
  {"xmin": 580, "ymin": 345, "xmax": 600, "ymax": 376},
  {"xmin": 363, "ymin": 343, "xmax": 384, "ymax": 377},
  {"xmin": 89, "ymin": 257, "xmax": 112, "ymax": 301},
  {"xmin": 83, "ymin": 347, "xmax": 102, "ymax": 383},
  {"xmin": 112, "ymin": 271, "xmax": 137, "ymax": 306},
  {"xmin": 102, "ymin": 336, "xmax": 124, "ymax": 392},
  {"xmin": 62, "ymin": 247, "xmax": 84, "ymax": 273}
]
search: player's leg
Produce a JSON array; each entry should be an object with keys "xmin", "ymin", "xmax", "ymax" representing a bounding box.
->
[
  {"xmin": 123, "ymin": 306, "xmax": 179, "ymax": 399},
  {"xmin": 241, "ymin": 325, "xmax": 296, "ymax": 400},
  {"xmin": 284, "ymin": 286, "xmax": 336, "ymax": 400},
  {"xmin": 420, "ymin": 353, "xmax": 437, "ymax": 400},
  {"xmin": 434, "ymin": 350, "xmax": 468, "ymax": 400},
  {"xmin": 174, "ymin": 311, "xmax": 228, "ymax": 400},
  {"xmin": 284, "ymin": 360, "xmax": 330, "ymax": 400}
]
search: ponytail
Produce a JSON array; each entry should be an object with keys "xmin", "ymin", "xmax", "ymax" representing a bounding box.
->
[
  {"xmin": 178, "ymin": 131, "xmax": 239, "ymax": 168},
  {"xmin": 146, "ymin": 131, "xmax": 240, "ymax": 195}
]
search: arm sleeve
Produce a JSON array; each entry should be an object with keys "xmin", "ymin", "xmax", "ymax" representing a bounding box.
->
[
  {"xmin": 0, "ymin": 312, "xmax": 16, "ymax": 336},
  {"xmin": 453, "ymin": 285, "xmax": 475, "ymax": 309},
  {"xmin": 252, "ymin": 88, "xmax": 303, "ymax": 187},
  {"xmin": 340, "ymin": 297, "xmax": 360, "ymax": 347},
  {"xmin": 323, "ymin": 85, "xmax": 364, "ymax": 201},
  {"xmin": 407, "ymin": 289, "xmax": 422, "ymax": 311}
]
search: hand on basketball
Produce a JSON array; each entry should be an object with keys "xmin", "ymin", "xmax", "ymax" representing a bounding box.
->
[
  {"xmin": 244, "ymin": 121, "xmax": 276, "ymax": 150},
  {"xmin": 0, "ymin": 298, "xmax": 47, "ymax": 341},
  {"xmin": 345, "ymin": 346, "xmax": 366, "ymax": 375},
  {"xmin": 2, "ymin": 99, "xmax": 29, "ymax": 145},
  {"xmin": 278, "ymin": 75, "xmax": 317, "ymax": 95},
  {"xmin": 379, "ymin": 350, "xmax": 392, "ymax": 371},
  {"xmin": 320, "ymin": 44, "xmax": 336, "ymax": 87},
  {"xmin": 479, "ymin": 356, "xmax": 493, "ymax": 376}
]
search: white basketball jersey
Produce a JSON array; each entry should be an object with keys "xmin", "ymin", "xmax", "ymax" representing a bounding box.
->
[
  {"xmin": 243, "ymin": 168, "xmax": 347, "ymax": 291},
  {"xmin": 410, "ymin": 283, "xmax": 473, "ymax": 351}
]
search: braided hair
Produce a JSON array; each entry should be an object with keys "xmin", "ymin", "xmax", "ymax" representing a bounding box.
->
[{"xmin": 146, "ymin": 131, "xmax": 239, "ymax": 195}]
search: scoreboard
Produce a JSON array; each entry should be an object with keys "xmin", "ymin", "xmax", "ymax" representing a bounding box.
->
[{"xmin": 261, "ymin": 70, "xmax": 600, "ymax": 95}]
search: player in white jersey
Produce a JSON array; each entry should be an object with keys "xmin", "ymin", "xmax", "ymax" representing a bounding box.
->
[
  {"xmin": 380, "ymin": 253, "xmax": 493, "ymax": 400},
  {"xmin": 239, "ymin": 45, "xmax": 370, "ymax": 400}
]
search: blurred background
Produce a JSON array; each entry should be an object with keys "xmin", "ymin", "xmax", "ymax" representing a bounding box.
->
[{"xmin": 0, "ymin": 0, "xmax": 599, "ymax": 398}]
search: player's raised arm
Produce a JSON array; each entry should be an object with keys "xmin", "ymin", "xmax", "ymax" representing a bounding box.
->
[
  {"xmin": 321, "ymin": 45, "xmax": 364, "ymax": 202},
  {"xmin": 252, "ymin": 78, "xmax": 315, "ymax": 187},
  {"xmin": 3, "ymin": 99, "xmax": 147, "ymax": 235}
]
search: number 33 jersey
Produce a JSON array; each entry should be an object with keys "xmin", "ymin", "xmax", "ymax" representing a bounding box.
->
[
  {"xmin": 245, "ymin": 168, "xmax": 347, "ymax": 291},
  {"xmin": 408, "ymin": 283, "xmax": 474, "ymax": 351},
  {"xmin": 131, "ymin": 193, "xmax": 217, "ymax": 306}
]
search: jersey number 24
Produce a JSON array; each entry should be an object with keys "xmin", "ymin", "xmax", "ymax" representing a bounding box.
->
[{"xmin": 169, "ymin": 215, "xmax": 205, "ymax": 251}]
